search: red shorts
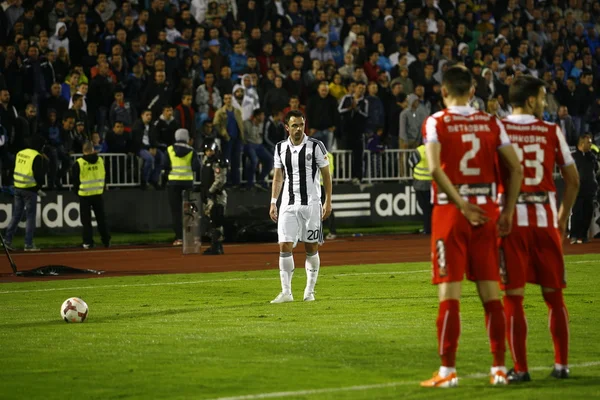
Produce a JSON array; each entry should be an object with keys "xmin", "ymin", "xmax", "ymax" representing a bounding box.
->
[
  {"xmin": 431, "ymin": 203, "xmax": 500, "ymax": 284},
  {"xmin": 500, "ymin": 225, "xmax": 566, "ymax": 290}
]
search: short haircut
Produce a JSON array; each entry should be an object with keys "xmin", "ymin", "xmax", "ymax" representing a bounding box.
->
[
  {"xmin": 284, "ymin": 109, "xmax": 305, "ymax": 125},
  {"xmin": 253, "ymin": 108, "xmax": 264, "ymax": 117},
  {"xmin": 72, "ymin": 94, "xmax": 83, "ymax": 103},
  {"xmin": 578, "ymin": 134, "xmax": 592, "ymax": 145},
  {"xmin": 82, "ymin": 140, "xmax": 94, "ymax": 153},
  {"xmin": 441, "ymin": 65, "xmax": 473, "ymax": 97},
  {"xmin": 508, "ymin": 75, "xmax": 546, "ymax": 108},
  {"xmin": 162, "ymin": 105, "xmax": 173, "ymax": 111}
]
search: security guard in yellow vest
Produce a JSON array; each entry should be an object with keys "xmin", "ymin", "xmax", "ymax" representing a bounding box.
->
[
  {"xmin": 165, "ymin": 129, "xmax": 201, "ymax": 246},
  {"xmin": 320, "ymin": 152, "xmax": 337, "ymax": 239},
  {"xmin": 71, "ymin": 141, "xmax": 111, "ymax": 249},
  {"xmin": 4, "ymin": 135, "xmax": 47, "ymax": 252},
  {"xmin": 408, "ymin": 144, "xmax": 433, "ymax": 234}
]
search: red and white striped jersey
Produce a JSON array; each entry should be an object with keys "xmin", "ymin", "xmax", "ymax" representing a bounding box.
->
[
  {"xmin": 422, "ymin": 106, "xmax": 511, "ymax": 206},
  {"xmin": 501, "ymin": 114, "xmax": 574, "ymax": 228}
]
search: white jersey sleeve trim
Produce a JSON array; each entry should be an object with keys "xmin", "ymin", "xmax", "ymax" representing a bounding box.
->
[{"xmin": 555, "ymin": 126, "xmax": 575, "ymax": 167}]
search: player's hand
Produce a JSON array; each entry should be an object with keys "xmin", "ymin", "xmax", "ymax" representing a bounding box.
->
[
  {"xmin": 459, "ymin": 201, "xmax": 489, "ymax": 226},
  {"xmin": 322, "ymin": 202, "xmax": 332, "ymax": 221},
  {"xmin": 497, "ymin": 209, "xmax": 513, "ymax": 237},
  {"xmin": 269, "ymin": 204, "xmax": 278, "ymax": 223}
]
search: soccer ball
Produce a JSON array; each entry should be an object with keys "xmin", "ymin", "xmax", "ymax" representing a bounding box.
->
[{"xmin": 60, "ymin": 297, "xmax": 89, "ymax": 323}]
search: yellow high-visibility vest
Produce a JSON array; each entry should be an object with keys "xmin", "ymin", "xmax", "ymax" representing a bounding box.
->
[
  {"xmin": 77, "ymin": 157, "xmax": 105, "ymax": 196},
  {"xmin": 591, "ymin": 144, "xmax": 599, "ymax": 154},
  {"xmin": 413, "ymin": 145, "xmax": 432, "ymax": 181},
  {"xmin": 320, "ymin": 152, "xmax": 334, "ymax": 185},
  {"xmin": 167, "ymin": 145, "xmax": 194, "ymax": 181},
  {"xmin": 13, "ymin": 149, "xmax": 40, "ymax": 189}
]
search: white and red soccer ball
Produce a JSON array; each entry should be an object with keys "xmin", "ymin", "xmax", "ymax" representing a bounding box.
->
[{"xmin": 61, "ymin": 297, "xmax": 89, "ymax": 323}]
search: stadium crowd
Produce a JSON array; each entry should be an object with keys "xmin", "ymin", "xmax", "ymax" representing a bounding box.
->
[{"xmin": 0, "ymin": 0, "xmax": 599, "ymax": 192}]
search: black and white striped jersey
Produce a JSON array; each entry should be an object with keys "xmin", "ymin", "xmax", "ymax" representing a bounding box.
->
[{"xmin": 274, "ymin": 135, "xmax": 329, "ymax": 206}]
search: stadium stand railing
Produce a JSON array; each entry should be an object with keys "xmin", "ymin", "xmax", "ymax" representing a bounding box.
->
[{"xmin": 0, "ymin": 149, "xmax": 562, "ymax": 189}]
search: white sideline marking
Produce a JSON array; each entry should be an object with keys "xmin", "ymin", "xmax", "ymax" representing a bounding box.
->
[
  {"xmin": 0, "ymin": 270, "xmax": 430, "ymax": 294},
  {"xmin": 205, "ymin": 361, "xmax": 600, "ymax": 400},
  {"xmin": 1, "ymin": 259, "xmax": 596, "ymax": 294}
]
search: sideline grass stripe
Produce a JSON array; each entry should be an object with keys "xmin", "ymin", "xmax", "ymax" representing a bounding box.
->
[
  {"xmin": 0, "ymin": 269, "xmax": 431, "ymax": 294},
  {"xmin": 206, "ymin": 361, "xmax": 600, "ymax": 400}
]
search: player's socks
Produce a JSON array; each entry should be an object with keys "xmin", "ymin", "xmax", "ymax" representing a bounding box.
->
[
  {"xmin": 279, "ymin": 252, "xmax": 295, "ymax": 294},
  {"xmin": 304, "ymin": 251, "xmax": 320, "ymax": 295},
  {"xmin": 437, "ymin": 299, "xmax": 460, "ymax": 368},
  {"xmin": 543, "ymin": 291, "xmax": 569, "ymax": 366},
  {"xmin": 484, "ymin": 300, "xmax": 506, "ymax": 367},
  {"xmin": 504, "ymin": 295, "xmax": 528, "ymax": 373},
  {"xmin": 438, "ymin": 366, "xmax": 456, "ymax": 378}
]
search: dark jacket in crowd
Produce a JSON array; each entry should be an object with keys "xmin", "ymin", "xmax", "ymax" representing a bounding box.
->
[
  {"xmin": 152, "ymin": 115, "xmax": 179, "ymax": 149},
  {"xmin": 306, "ymin": 93, "xmax": 339, "ymax": 131},
  {"xmin": 131, "ymin": 119, "xmax": 159, "ymax": 154},
  {"xmin": 105, "ymin": 130, "xmax": 131, "ymax": 154}
]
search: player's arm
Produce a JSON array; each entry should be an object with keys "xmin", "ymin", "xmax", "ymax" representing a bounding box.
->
[
  {"xmin": 425, "ymin": 141, "xmax": 488, "ymax": 225},
  {"xmin": 269, "ymin": 167, "xmax": 284, "ymax": 222},
  {"xmin": 320, "ymin": 164, "xmax": 332, "ymax": 220},
  {"xmin": 558, "ymin": 163, "xmax": 579, "ymax": 236},
  {"xmin": 497, "ymin": 144, "xmax": 523, "ymax": 215}
]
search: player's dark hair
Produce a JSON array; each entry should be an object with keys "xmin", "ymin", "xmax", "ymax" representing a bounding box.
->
[
  {"xmin": 508, "ymin": 75, "xmax": 546, "ymax": 108},
  {"xmin": 284, "ymin": 109, "xmax": 305, "ymax": 125},
  {"xmin": 441, "ymin": 65, "xmax": 473, "ymax": 97}
]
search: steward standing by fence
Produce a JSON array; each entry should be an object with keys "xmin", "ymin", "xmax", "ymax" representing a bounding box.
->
[
  {"xmin": 71, "ymin": 141, "xmax": 111, "ymax": 249},
  {"xmin": 3, "ymin": 135, "xmax": 47, "ymax": 252},
  {"xmin": 165, "ymin": 129, "xmax": 201, "ymax": 246},
  {"xmin": 408, "ymin": 144, "xmax": 433, "ymax": 235}
]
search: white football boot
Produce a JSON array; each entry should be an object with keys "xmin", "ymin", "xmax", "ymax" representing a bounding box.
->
[{"xmin": 270, "ymin": 292, "xmax": 294, "ymax": 304}]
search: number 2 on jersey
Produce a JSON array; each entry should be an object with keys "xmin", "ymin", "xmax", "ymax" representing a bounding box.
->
[
  {"xmin": 512, "ymin": 143, "xmax": 544, "ymax": 186},
  {"xmin": 459, "ymin": 133, "xmax": 481, "ymax": 176}
]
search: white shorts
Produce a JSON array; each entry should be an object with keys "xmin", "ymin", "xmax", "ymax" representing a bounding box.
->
[{"xmin": 278, "ymin": 203, "xmax": 323, "ymax": 245}]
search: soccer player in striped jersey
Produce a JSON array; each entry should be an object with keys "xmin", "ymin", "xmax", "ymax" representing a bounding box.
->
[
  {"xmin": 269, "ymin": 110, "xmax": 333, "ymax": 303},
  {"xmin": 420, "ymin": 65, "xmax": 523, "ymax": 388},
  {"xmin": 500, "ymin": 76, "xmax": 580, "ymax": 382}
]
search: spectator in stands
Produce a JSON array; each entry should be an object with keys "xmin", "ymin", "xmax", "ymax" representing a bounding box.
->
[
  {"xmin": 109, "ymin": 88, "xmax": 136, "ymax": 134},
  {"xmin": 68, "ymin": 94, "xmax": 89, "ymax": 136},
  {"xmin": 45, "ymin": 114, "xmax": 74, "ymax": 190},
  {"xmin": 42, "ymin": 83, "xmax": 68, "ymax": 121},
  {"xmin": 399, "ymin": 94, "xmax": 427, "ymax": 177},
  {"xmin": 366, "ymin": 82, "xmax": 385, "ymax": 137},
  {"xmin": 91, "ymin": 132, "xmax": 107, "ymax": 154},
  {"xmin": 152, "ymin": 105, "xmax": 179, "ymax": 156},
  {"xmin": 264, "ymin": 108, "xmax": 285, "ymax": 154},
  {"xmin": 339, "ymin": 81, "xmax": 368, "ymax": 185},
  {"xmin": 49, "ymin": 22, "xmax": 69, "ymax": 55},
  {"xmin": 555, "ymin": 105, "xmax": 579, "ymax": 147},
  {"xmin": 214, "ymin": 92, "xmax": 244, "ymax": 186},
  {"xmin": 71, "ymin": 121, "xmax": 88, "ymax": 154},
  {"xmin": 196, "ymin": 72, "xmax": 222, "ymax": 127},
  {"xmin": 243, "ymin": 108, "xmax": 272, "ymax": 191},
  {"xmin": 262, "ymin": 76, "xmax": 289, "ymax": 119},
  {"xmin": 174, "ymin": 92, "xmax": 196, "ymax": 137},
  {"xmin": 132, "ymin": 110, "xmax": 162, "ymax": 190},
  {"xmin": 306, "ymin": 81, "xmax": 338, "ymax": 151},
  {"xmin": 88, "ymin": 61, "xmax": 116, "ymax": 135},
  {"xmin": 106, "ymin": 121, "xmax": 131, "ymax": 154}
]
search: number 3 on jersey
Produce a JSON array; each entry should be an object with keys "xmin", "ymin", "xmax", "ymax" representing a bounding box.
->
[
  {"xmin": 512, "ymin": 143, "xmax": 544, "ymax": 186},
  {"xmin": 460, "ymin": 133, "xmax": 481, "ymax": 176}
]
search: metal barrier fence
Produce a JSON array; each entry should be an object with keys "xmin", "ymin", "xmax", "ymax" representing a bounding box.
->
[{"xmin": 0, "ymin": 148, "xmax": 562, "ymax": 189}]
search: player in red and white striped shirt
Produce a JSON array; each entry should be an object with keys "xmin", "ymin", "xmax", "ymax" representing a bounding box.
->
[
  {"xmin": 500, "ymin": 76, "xmax": 580, "ymax": 382},
  {"xmin": 420, "ymin": 66, "xmax": 523, "ymax": 388}
]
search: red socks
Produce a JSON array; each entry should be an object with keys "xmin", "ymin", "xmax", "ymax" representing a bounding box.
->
[
  {"xmin": 484, "ymin": 300, "xmax": 506, "ymax": 367},
  {"xmin": 437, "ymin": 300, "xmax": 460, "ymax": 367},
  {"xmin": 543, "ymin": 291, "xmax": 569, "ymax": 366},
  {"xmin": 504, "ymin": 295, "xmax": 528, "ymax": 372}
]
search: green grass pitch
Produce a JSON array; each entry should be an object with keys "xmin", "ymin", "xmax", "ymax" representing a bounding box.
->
[{"xmin": 0, "ymin": 254, "xmax": 599, "ymax": 400}]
